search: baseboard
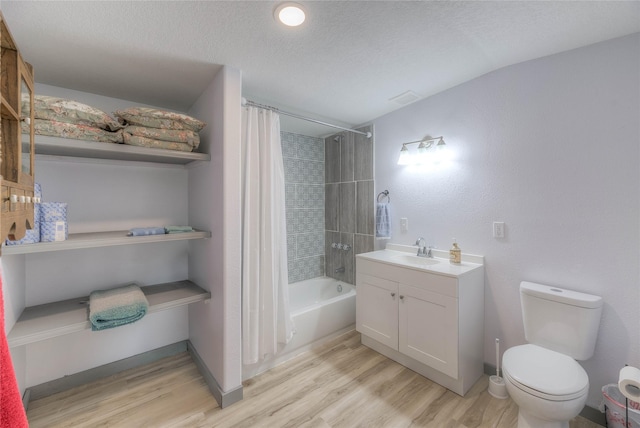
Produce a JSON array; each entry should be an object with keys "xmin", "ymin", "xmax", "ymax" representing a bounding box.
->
[
  {"xmin": 484, "ymin": 363, "xmax": 605, "ymax": 427},
  {"xmin": 187, "ymin": 340, "xmax": 243, "ymax": 408},
  {"xmin": 23, "ymin": 341, "xmax": 188, "ymax": 408}
]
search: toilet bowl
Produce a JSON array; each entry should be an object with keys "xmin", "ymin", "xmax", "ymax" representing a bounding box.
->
[
  {"xmin": 502, "ymin": 344, "xmax": 589, "ymax": 428},
  {"xmin": 503, "ymin": 282, "xmax": 603, "ymax": 428}
]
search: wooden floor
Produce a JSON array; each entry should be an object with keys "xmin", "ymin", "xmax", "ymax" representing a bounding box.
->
[{"xmin": 27, "ymin": 330, "xmax": 602, "ymax": 427}]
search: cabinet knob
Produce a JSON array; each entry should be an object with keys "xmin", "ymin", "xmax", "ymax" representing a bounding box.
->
[
  {"xmin": 391, "ymin": 293, "xmax": 395, "ymax": 297},
  {"xmin": 400, "ymin": 295, "xmax": 405, "ymax": 301}
]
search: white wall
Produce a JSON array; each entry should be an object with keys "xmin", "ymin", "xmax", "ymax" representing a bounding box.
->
[
  {"xmin": 6, "ymin": 84, "xmax": 194, "ymax": 390},
  {"xmin": 372, "ymin": 33, "xmax": 639, "ymax": 408},
  {"xmin": 188, "ymin": 65, "xmax": 243, "ymax": 395}
]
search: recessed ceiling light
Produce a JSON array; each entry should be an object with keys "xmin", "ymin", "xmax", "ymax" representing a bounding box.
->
[{"xmin": 274, "ymin": 2, "xmax": 306, "ymax": 27}]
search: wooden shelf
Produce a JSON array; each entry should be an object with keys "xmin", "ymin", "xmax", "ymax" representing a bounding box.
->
[
  {"xmin": 7, "ymin": 280, "xmax": 210, "ymax": 347},
  {"xmin": 35, "ymin": 135, "xmax": 210, "ymax": 165},
  {"xmin": 2, "ymin": 229, "xmax": 211, "ymax": 255}
]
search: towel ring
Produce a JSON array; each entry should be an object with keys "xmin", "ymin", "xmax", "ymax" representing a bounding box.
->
[{"xmin": 377, "ymin": 190, "xmax": 390, "ymax": 203}]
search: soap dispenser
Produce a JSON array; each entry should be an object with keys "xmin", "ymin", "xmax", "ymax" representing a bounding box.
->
[{"xmin": 450, "ymin": 238, "xmax": 461, "ymax": 264}]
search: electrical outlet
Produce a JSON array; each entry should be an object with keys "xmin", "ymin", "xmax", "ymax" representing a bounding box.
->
[
  {"xmin": 493, "ymin": 222, "xmax": 505, "ymax": 238},
  {"xmin": 400, "ymin": 217, "xmax": 408, "ymax": 233}
]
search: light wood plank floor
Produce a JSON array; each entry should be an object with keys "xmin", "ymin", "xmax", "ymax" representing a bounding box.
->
[{"xmin": 27, "ymin": 330, "xmax": 602, "ymax": 427}]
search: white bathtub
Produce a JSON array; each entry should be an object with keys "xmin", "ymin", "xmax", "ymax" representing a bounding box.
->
[{"xmin": 242, "ymin": 276, "xmax": 356, "ymax": 380}]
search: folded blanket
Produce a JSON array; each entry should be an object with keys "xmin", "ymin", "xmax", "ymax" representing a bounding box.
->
[
  {"xmin": 122, "ymin": 132, "xmax": 194, "ymax": 152},
  {"xmin": 89, "ymin": 284, "xmax": 149, "ymax": 331},
  {"xmin": 127, "ymin": 227, "xmax": 166, "ymax": 236},
  {"xmin": 124, "ymin": 125, "xmax": 200, "ymax": 149},
  {"xmin": 165, "ymin": 225, "xmax": 194, "ymax": 234}
]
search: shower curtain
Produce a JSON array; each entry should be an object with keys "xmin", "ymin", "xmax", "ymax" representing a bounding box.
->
[{"xmin": 241, "ymin": 106, "xmax": 294, "ymax": 365}]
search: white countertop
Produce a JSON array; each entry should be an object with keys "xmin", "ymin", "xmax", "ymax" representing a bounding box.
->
[{"xmin": 356, "ymin": 243, "xmax": 484, "ymax": 278}]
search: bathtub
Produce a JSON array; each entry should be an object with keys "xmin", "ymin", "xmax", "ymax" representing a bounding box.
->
[{"xmin": 242, "ymin": 276, "xmax": 356, "ymax": 380}]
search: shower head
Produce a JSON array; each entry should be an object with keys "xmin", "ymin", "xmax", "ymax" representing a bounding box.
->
[{"xmin": 334, "ymin": 135, "xmax": 342, "ymax": 142}]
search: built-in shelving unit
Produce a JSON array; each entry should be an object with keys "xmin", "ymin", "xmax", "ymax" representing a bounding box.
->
[
  {"xmin": 8, "ymin": 280, "xmax": 210, "ymax": 347},
  {"xmin": 3, "ymin": 229, "xmax": 211, "ymax": 255},
  {"xmin": 35, "ymin": 135, "xmax": 210, "ymax": 165}
]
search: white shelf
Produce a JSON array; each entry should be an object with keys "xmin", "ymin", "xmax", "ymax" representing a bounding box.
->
[
  {"xmin": 3, "ymin": 230, "xmax": 211, "ymax": 255},
  {"xmin": 8, "ymin": 280, "xmax": 210, "ymax": 347},
  {"xmin": 35, "ymin": 135, "xmax": 210, "ymax": 165}
]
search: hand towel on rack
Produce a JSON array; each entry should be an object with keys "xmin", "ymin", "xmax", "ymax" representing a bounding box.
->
[
  {"xmin": 89, "ymin": 284, "xmax": 149, "ymax": 331},
  {"xmin": 376, "ymin": 202, "xmax": 391, "ymax": 239},
  {"xmin": 127, "ymin": 227, "xmax": 166, "ymax": 236}
]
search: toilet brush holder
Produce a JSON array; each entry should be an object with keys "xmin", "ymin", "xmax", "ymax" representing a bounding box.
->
[
  {"xmin": 488, "ymin": 338, "xmax": 508, "ymax": 399},
  {"xmin": 489, "ymin": 375, "xmax": 508, "ymax": 399}
]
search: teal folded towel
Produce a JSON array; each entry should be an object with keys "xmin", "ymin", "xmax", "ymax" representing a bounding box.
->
[
  {"xmin": 165, "ymin": 225, "xmax": 194, "ymax": 234},
  {"xmin": 89, "ymin": 284, "xmax": 149, "ymax": 331}
]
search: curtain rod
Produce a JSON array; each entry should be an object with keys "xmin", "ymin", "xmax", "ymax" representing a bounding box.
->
[{"xmin": 242, "ymin": 98, "xmax": 372, "ymax": 138}]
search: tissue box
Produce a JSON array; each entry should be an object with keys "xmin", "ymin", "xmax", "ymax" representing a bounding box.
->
[
  {"xmin": 41, "ymin": 202, "xmax": 67, "ymax": 222},
  {"xmin": 40, "ymin": 221, "xmax": 67, "ymax": 242}
]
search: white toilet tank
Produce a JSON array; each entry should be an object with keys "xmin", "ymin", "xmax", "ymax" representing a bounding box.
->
[{"xmin": 521, "ymin": 281, "xmax": 603, "ymax": 360}]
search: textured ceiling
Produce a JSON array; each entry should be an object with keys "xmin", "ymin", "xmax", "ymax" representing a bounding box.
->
[{"xmin": 2, "ymin": 1, "xmax": 639, "ymax": 136}]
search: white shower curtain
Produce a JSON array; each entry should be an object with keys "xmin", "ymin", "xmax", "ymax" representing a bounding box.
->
[{"xmin": 241, "ymin": 106, "xmax": 294, "ymax": 365}]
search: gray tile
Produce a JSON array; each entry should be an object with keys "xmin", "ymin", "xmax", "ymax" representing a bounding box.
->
[
  {"xmin": 354, "ymin": 234, "xmax": 374, "ymax": 255},
  {"xmin": 297, "ymin": 232, "xmax": 325, "ymax": 258},
  {"xmin": 287, "ymin": 209, "xmax": 324, "ymax": 234},
  {"xmin": 354, "ymin": 125, "xmax": 374, "ymax": 181},
  {"xmin": 339, "ymin": 182, "xmax": 356, "ymax": 234},
  {"xmin": 297, "ymin": 135, "xmax": 324, "ymax": 161},
  {"xmin": 325, "ymin": 135, "xmax": 341, "ymax": 184},
  {"xmin": 356, "ymin": 180, "xmax": 375, "ymax": 235},
  {"xmin": 280, "ymin": 132, "xmax": 298, "ymax": 158},
  {"xmin": 296, "ymin": 184, "xmax": 324, "ymax": 209},
  {"xmin": 325, "ymin": 231, "xmax": 340, "ymax": 280},
  {"xmin": 325, "ymin": 183, "xmax": 339, "ymax": 231},
  {"xmin": 340, "ymin": 133, "xmax": 354, "ymax": 182},
  {"xmin": 339, "ymin": 232, "xmax": 355, "ymax": 285},
  {"xmin": 289, "ymin": 256, "xmax": 325, "ymax": 284},
  {"xmin": 285, "ymin": 183, "xmax": 296, "ymax": 210},
  {"xmin": 287, "ymin": 234, "xmax": 297, "ymax": 262}
]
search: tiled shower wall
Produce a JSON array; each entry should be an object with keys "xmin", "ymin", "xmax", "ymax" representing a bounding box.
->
[
  {"xmin": 282, "ymin": 132, "xmax": 325, "ymax": 283},
  {"xmin": 325, "ymin": 125, "xmax": 375, "ymax": 285}
]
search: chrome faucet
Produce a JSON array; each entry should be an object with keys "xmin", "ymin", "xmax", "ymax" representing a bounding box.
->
[{"xmin": 415, "ymin": 237, "xmax": 433, "ymax": 258}]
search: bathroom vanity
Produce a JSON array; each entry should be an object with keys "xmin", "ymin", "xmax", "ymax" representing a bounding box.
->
[{"xmin": 356, "ymin": 244, "xmax": 484, "ymax": 396}]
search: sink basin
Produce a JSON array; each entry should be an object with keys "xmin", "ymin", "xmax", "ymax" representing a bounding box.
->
[{"xmin": 392, "ymin": 254, "xmax": 441, "ymax": 266}]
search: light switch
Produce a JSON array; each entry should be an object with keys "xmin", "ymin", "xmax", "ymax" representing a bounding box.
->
[
  {"xmin": 400, "ymin": 217, "xmax": 408, "ymax": 233},
  {"xmin": 493, "ymin": 222, "xmax": 505, "ymax": 238}
]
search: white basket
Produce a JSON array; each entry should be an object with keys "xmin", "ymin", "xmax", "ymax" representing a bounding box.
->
[{"xmin": 602, "ymin": 384, "xmax": 640, "ymax": 428}]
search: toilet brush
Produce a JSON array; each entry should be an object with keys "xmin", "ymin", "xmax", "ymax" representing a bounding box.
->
[{"xmin": 488, "ymin": 338, "xmax": 508, "ymax": 399}]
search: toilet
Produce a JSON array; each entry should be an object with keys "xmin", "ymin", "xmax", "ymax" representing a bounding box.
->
[{"xmin": 502, "ymin": 281, "xmax": 603, "ymax": 428}]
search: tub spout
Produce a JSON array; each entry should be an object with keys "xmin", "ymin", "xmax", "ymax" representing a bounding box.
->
[{"xmin": 335, "ymin": 266, "xmax": 345, "ymax": 273}]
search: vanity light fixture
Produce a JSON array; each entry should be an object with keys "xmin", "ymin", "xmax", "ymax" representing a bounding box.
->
[
  {"xmin": 274, "ymin": 2, "xmax": 306, "ymax": 27},
  {"xmin": 396, "ymin": 136, "xmax": 446, "ymax": 165}
]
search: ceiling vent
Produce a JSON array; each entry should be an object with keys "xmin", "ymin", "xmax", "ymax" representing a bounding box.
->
[{"xmin": 389, "ymin": 90, "xmax": 421, "ymax": 106}]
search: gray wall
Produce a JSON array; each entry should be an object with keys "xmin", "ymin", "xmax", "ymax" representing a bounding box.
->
[
  {"xmin": 372, "ymin": 33, "xmax": 640, "ymax": 408},
  {"xmin": 325, "ymin": 126, "xmax": 375, "ymax": 285},
  {"xmin": 282, "ymin": 131, "xmax": 326, "ymax": 283}
]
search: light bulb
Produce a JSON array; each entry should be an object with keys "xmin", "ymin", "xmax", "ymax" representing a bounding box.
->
[
  {"xmin": 275, "ymin": 3, "xmax": 306, "ymax": 27},
  {"xmin": 397, "ymin": 145, "xmax": 411, "ymax": 165}
]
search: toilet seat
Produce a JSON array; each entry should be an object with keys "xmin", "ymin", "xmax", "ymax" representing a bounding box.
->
[{"xmin": 502, "ymin": 344, "xmax": 589, "ymax": 401}]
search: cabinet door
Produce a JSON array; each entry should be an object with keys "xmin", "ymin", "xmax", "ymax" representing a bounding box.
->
[
  {"xmin": 399, "ymin": 283, "xmax": 459, "ymax": 379},
  {"xmin": 356, "ymin": 273, "xmax": 398, "ymax": 349}
]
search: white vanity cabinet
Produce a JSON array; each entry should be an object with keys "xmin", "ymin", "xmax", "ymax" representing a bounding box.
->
[{"xmin": 356, "ymin": 246, "xmax": 484, "ymax": 396}]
